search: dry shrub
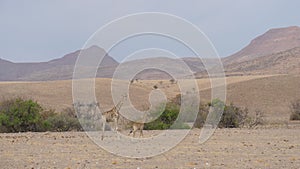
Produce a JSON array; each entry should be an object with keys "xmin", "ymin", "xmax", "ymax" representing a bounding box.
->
[{"xmin": 290, "ymin": 100, "xmax": 300, "ymax": 120}]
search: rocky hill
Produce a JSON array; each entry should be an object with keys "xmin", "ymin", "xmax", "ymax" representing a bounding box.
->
[{"xmin": 223, "ymin": 26, "xmax": 300, "ymax": 65}]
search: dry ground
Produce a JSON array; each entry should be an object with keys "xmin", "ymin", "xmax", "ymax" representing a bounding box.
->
[{"xmin": 0, "ymin": 128, "xmax": 300, "ymax": 169}]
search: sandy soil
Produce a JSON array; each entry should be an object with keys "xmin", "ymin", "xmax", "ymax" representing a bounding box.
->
[{"xmin": 0, "ymin": 128, "xmax": 300, "ymax": 169}]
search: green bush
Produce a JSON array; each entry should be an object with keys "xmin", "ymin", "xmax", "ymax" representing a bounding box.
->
[
  {"xmin": 0, "ymin": 98, "xmax": 83, "ymax": 133},
  {"xmin": 144, "ymin": 103, "xmax": 189, "ymax": 130},
  {"xmin": 144, "ymin": 98, "xmax": 254, "ymax": 130},
  {"xmin": 290, "ymin": 100, "xmax": 300, "ymax": 120},
  {"xmin": 0, "ymin": 98, "xmax": 43, "ymax": 132},
  {"xmin": 44, "ymin": 112, "xmax": 82, "ymax": 132}
]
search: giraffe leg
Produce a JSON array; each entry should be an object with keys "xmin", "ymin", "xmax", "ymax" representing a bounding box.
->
[
  {"xmin": 113, "ymin": 118, "xmax": 121, "ymax": 140},
  {"xmin": 128, "ymin": 130, "xmax": 133, "ymax": 136},
  {"xmin": 132, "ymin": 125, "xmax": 138, "ymax": 137},
  {"xmin": 114, "ymin": 118, "xmax": 118, "ymax": 132},
  {"xmin": 139, "ymin": 128, "xmax": 143, "ymax": 138},
  {"xmin": 133, "ymin": 129, "xmax": 136, "ymax": 137},
  {"xmin": 101, "ymin": 117, "xmax": 106, "ymax": 140}
]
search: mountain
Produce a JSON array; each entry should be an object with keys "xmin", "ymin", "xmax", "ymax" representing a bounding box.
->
[
  {"xmin": 0, "ymin": 46, "xmax": 119, "ymax": 81},
  {"xmin": 178, "ymin": 26, "xmax": 300, "ymax": 77},
  {"xmin": 0, "ymin": 59, "xmax": 50, "ymax": 81},
  {"xmin": 224, "ymin": 26, "xmax": 300, "ymax": 65},
  {"xmin": 225, "ymin": 47, "xmax": 300, "ymax": 75},
  {"xmin": 1, "ymin": 26, "xmax": 300, "ymax": 81},
  {"xmin": 47, "ymin": 46, "xmax": 118, "ymax": 67},
  {"xmin": 1, "ymin": 44, "xmax": 215, "ymax": 81},
  {"xmin": 119, "ymin": 57, "xmax": 195, "ymax": 80},
  {"xmin": 117, "ymin": 57, "xmax": 217, "ymax": 80},
  {"xmin": 0, "ymin": 48, "xmax": 212, "ymax": 81}
]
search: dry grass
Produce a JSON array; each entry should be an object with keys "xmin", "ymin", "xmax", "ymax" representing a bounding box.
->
[{"xmin": 0, "ymin": 74, "xmax": 298, "ymax": 123}]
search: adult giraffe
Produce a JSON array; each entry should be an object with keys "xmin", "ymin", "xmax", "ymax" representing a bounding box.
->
[{"xmin": 101, "ymin": 95, "xmax": 127, "ymax": 140}]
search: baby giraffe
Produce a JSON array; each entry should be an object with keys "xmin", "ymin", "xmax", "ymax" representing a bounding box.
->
[
  {"xmin": 128, "ymin": 112, "xmax": 147, "ymax": 138},
  {"xmin": 128, "ymin": 122, "xmax": 144, "ymax": 138}
]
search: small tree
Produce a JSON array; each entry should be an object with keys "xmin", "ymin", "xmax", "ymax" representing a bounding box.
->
[
  {"xmin": 170, "ymin": 78, "xmax": 176, "ymax": 84},
  {"xmin": 290, "ymin": 100, "xmax": 300, "ymax": 120},
  {"xmin": 248, "ymin": 110, "xmax": 264, "ymax": 128},
  {"xmin": 219, "ymin": 103, "xmax": 246, "ymax": 128}
]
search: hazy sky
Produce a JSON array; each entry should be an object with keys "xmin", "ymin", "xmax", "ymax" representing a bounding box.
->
[{"xmin": 1, "ymin": 0, "xmax": 300, "ymax": 62}]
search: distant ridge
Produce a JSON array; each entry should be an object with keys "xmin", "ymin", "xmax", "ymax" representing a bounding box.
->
[
  {"xmin": 0, "ymin": 48, "xmax": 214, "ymax": 81},
  {"xmin": 224, "ymin": 26, "xmax": 300, "ymax": 65},
  {"xmin": 0, "ymin": 46, "xmax": 119, "ymax": 81}
]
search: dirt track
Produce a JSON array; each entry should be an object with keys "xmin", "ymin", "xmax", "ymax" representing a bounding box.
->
[{"xmin": 1, "ymin": 128, "xmax": 300, "ymax": 169}]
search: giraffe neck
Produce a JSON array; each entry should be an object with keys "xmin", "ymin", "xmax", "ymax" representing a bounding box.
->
[
  {"xmin": 108, "ymin": 96, "xmax": 126, "ymax": 113},
  {"xmin": 115, "ymin": 100, "xmax": 123, "ymax": 112}
]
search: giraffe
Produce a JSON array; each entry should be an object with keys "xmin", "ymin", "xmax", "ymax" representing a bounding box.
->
[
  {"xmin": 128, "ymin": 110, "xmax": 147, "ymax": 138},
  {"xmin": 101, "ymin": 95, "xmax": 127, "ymax": 140},
  {"xmin": 128, "ymin": 122, "xmax": 144, "ymax": 138}
]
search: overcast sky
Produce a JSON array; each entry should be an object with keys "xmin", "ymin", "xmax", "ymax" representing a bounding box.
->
[{"xmin": 1, "ymin": 0, "xmax": 300, "ymax": 62}]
